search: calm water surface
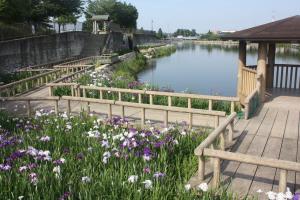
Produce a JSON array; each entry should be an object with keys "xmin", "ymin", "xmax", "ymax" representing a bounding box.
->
[{"xmin": 138, "ymin": 42, "xmax": 300, "ymax": 96}]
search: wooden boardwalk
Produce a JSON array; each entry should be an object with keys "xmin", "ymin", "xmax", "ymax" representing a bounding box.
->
[{"xmin": 196, "ymin": 91, "xmax": 300, "ymax": 199}]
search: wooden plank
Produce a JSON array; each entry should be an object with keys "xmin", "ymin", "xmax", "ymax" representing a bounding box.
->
[
  {"xmin": 284, "ymin": 110, "xmax": 299, "ymax": 139},
  {"xmin": 246, "ymin": 107, "xmax": 268, "ymax": 135},
  {"xmin": 270, "ymin": 110, "xmax": 288, "ymax": 138},
  {"xmin": 248, "ymin": 137, "xmax": 282, "ymax": 196},
  {"xmin": 257, "ymin": 109, "xmax": 277, "ymax": 137},
  {"xmin": 273, "ymin": 139, "xmax": 298, "ymax": 192},
  {"xmin": 229, "ymin": 135, "xmax": 269, "ymax": 197}
]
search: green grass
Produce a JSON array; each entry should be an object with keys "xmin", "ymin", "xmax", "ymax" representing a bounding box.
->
[
  {"xmin": 151, "ymin": 46, "xmax": 177, "ymax": 58},
  {"xmin": 0, "ymin": 111, "xmax": 237, "ymax": 199}
]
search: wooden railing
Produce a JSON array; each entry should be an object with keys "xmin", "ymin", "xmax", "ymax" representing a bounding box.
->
[
  {"xmin": 56, "ymin": 56, "xmax": 100, "ymax": 67},
  {"xmin": 244, "ymin": 75, "xmax": 262, "ymax": 119},
  {"xmin": 52, "ymin": 66, "xmax": 95, "ymax": 83},
  {"xmin": 0, "ymin": 62, "xmax": 95, "ymax": 97},
  {"xmin": 241, "ymin": 67, "xmax": 257, "ymax": 103},
  {"xmin": 1, "ymin": 97, "xmax": 60, "ymax": 116},
  {"xmin": 273, "ymin": 64, "xmax": 300, "ymax": 89},
  {"xmin": 17, "ymin": 56, "xmax": 81, "ymax": 71},
  {"xmin": 47, "ymin": 83, "xmax": 239, "ymax": 128},
  {"xmin": 0, "ymin": 69, "xmax": 63, "ymax": 97},
  {"xmin": 194, "ymin": 113, "xmax": 300, "ymax": 192},
  {"xmin": 0, "ymin": 96, "xmax": 225, "ymax": 129}
]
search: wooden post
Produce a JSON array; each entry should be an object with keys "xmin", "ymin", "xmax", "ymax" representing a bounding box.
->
[
  {"xmin": 267, "ymin": 43, "xmax": 276, "ymax": 88},
  {"xmin": 71, "ymin": 86, "xmax": 74, "ymax": 97},
  {"xmin": 238, "ymin": 41, "xmax": 247, "ymax": 98},
  {"xmin": 27, "ymin": 100, "xmax": 31, "ymax": 117},
  {"xmin": 209, "ymin": 99, "xmax": 213, "ymax": 111},
  {"xmin": 138, "ymin": 94, "xmax": 142, "ymax": 104},
  {"xmin": 121, "ymin": 105, "xmax": 125, "ymax": 119},
  {"xmin": 212, "ymin": 157, "xmax": 221, "ymax": 189},
  {"xmin": 87, "ymin": 102, "xmax": 90, "ymax": 113},
  {"xmin": 67, "ymin": 100, "xmax": 71, "ymax": 116},
  {"xmin": 149, "ymin": 94, "xmax": 153, "ymax": 105},
  {"xmin": 99, "ymin": 90, "xmax": 103, "ymax": 99},
  {"xmin": 54, "ymin": 100, "xmax": 59, "ymax": 115},
  {"xmin": 49, "ymin": 86, "xmax": 53, "ymax": 96},
  {"xmin": 188, "ymin": 98, "xmax": 192, "ymax": 108},
  {"xmin": 198, "ymin": 156, "xmax": 205, "ymax": 181},
  {"xmin": 83, "ymin": 88, "xmax": 86, "ymax": 98},
  {"xmin": 230, "ymin": 101, "xmax": 235, "ymax": 114},
  {"xmin": 108, "ymin": 104, "xmax": 112, "ymax": 119},
  {"xmin": 141, "ymin": 107, "xmax": 145, "ymax": 127},
  {"xmin": 257, "ymin": 42, "xmax": 268, "ymax": 102},
  {"xmin": 168, "ymin": 96, "xmax": 172, "ymax": 107},
  {"xmin": 164, "ymin": 110, "xmax": 168, "ymax": 127},
  {"xmin": 118, "ymin": 92, "xmax": 122, "ymax": 101},
  {"xmin": 279, "ymin": 169, "xmax": 287, "ymax": 193}
]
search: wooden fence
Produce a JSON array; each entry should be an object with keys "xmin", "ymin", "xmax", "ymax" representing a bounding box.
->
[
  {"xmin": 193, "ymin": 113, "xmax": 300, "ymax": 192},
  {"xmin": 273, "ymin": 64, "xmax": 300, "ymax": 89},
  {"xmin": 0, "ymin": 96, "xmax": 225, "ymax": 128},
  {"xmin": 241, "ymin": 67, "xmax": 257, "ymax": 103},
  {"xmin": 47, "ymin": 83, "xmax": 239, "ymax": 128}
]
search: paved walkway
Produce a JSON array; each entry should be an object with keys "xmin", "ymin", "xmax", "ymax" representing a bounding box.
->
[{"xmin": 191, "ymin": 90, "xmax": 300, "ymax": 199}]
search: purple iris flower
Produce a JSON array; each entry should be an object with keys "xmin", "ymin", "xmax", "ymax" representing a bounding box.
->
[
  {"xmin": 143, "ymin": 167, "xmax": 151, "ymax": 174},
  {"xmin": 294, "ymin": 193, "xmax": 300, "ymax": 200},
  {"xmin": 154, "ymin": 141, "xmax": 164, "ymax": 148},
  {"xmin": 153, "ymin": 172, "xmax": 166, "ymax": 179},
  {"xmin": 143, "ymin": 147, "xmax": 151, "ymax": 156},
  {"xmin": 59, "ymin": 192, "xmax": 71, "ymax": 200}
]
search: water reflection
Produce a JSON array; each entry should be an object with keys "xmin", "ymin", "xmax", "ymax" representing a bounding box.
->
[{"xmin": 138, "ymin": 42, "xmax": 300, "ymax": 96}]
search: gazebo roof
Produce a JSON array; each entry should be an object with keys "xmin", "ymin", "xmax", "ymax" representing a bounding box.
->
[
  {"xmin": 222, "ymin": 15, "xmax": 300, "ymax": 43},
  {"xmin": 91, "ymin": 15, "xmax": 110, "ymax": 21}
]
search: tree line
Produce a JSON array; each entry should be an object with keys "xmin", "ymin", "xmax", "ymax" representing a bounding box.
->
[{"xmin": 0, "ymin": 0, "xmax": 139, "ymax": 39}]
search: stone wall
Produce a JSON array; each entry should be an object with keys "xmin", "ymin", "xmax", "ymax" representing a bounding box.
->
[{"xmin": 0, "ymin": 31, "xmax": 159, "ymax": 72}]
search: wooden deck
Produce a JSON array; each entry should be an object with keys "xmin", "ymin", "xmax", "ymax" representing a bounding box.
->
[{"xmin": 195, "ymin": 91, "xmax": 300, "ymax": 199}]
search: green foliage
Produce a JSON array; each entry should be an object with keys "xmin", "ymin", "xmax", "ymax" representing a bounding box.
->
[
  {"xmin": 151, "ymin": 46, "xmax": 176, "ymax": 58},
  {"xmin": 0, "ymin": 71, "xmax": 36, "ymax": 84},
  {"xmin": 84, "ymin": 0, "xmax": 138, "ymax": 31},
  {"xmin": 0, "ymin": 111, "xmax": 237, "ymax": 199},
  {"xmin": 114, "ymin": 53, "xmax": 148, "ymax": 79},
  {"xmin": 53, "ymin": 86, "xmax": 71, "ymax": 97},
  {"xmin": 200, "ymin": 31, "xmax": 220, "ymax": 41},
  {"xmin": 156, "ymin": 28, "xmax": 164, "ymax": 39},
  {"xmin": 0, "ymin": 0, "xmax": 83, "ymax": 38},
  {"xmin": 174, "ymin": 29, "xmax": 198, "ymax": 37}
]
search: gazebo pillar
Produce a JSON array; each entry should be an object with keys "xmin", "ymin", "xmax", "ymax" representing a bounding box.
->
[
  {"xmin": 267, "ymin": 43, "xmax": 276, "ymax": 88},
  {"xmin": 257, "ymin": 42, "xmax": 268, "ymax": 102},
  {"xmin": 237, "ymin": 41, "xmax": 247, "ymax": 98}
]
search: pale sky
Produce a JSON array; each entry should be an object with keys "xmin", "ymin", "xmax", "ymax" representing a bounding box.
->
[{"xmin": 82, "ymin": 0, "xmax": 300, "ymax": 33}]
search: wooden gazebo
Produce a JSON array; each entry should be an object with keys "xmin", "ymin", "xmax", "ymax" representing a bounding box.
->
[{"xmin": 222, "ymin": 15, "xmax": 300, "ymax": 117}]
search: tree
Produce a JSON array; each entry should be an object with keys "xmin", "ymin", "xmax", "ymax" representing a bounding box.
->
[
  {"xmin": 0, "ymin": 0, "xmax": 83, "ymax": 33},
  {"xmin": 157, "ymin": 28, "xmax": 163, "ymax": 39},
  {"xmin": 84, "ymin": 0, "xmax": 138, "ymax": 31}
]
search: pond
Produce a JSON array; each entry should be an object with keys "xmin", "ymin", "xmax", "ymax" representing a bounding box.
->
[{"xmin": 138, "ymin": 42, "xmax": 300, "ymax": 96}]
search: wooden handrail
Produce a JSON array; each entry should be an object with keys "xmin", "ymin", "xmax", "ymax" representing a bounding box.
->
[
  {"xmin": 0, "ymin": 69, "xmax": 60, "ymax": 89},
  {"xmin": 194, "ymin": 112, "xmax": 236, "ymax": 155},
  {"xmin": 52, "ymin": 84, "xmax": 240, "ymax": 103},
  {"xmin": 1, "ymin": 96, "xmax": 60, "ymax": 101},
  {"xmin": 242, "ymin": 67, "xmax": 257, "ymax": 73},
  {"xmin": 204, "ymin": 148, "xmax": 300, "ymax": 172}
]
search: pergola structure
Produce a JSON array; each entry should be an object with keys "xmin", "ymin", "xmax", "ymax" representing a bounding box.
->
[
  {"xmin": 222, "ymin": 16, "xmax": 300, "ymax": 110},
  {"xmin": 91, "ymin": 15, "xmax": 110, "ymax": 34}
]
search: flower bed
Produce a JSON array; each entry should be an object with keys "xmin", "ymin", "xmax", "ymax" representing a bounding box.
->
[{"xmin": 0, "ymin": 110, "xmax": 235, "ymax": 199}]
